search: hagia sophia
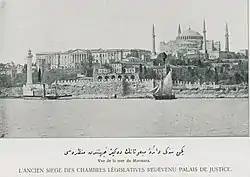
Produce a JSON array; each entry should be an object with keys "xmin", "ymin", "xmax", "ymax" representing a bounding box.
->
[{"xmin": 158, "ymin": 19, "xmax": 231, "ymax": 60}]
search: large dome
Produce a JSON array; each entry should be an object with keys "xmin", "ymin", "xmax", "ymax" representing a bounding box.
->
[
  {"xmin": 180, "ymin": 28, "xmax": 202, "ymax": 37},
  {"xmin": 177, "ymin": 28, "xmax": 203, "ymax": 40}
]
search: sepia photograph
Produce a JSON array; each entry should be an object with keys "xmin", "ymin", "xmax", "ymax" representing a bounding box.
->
[{"xmin": 0, "ymin": 0, "xmax": 248, "ymax": 138}]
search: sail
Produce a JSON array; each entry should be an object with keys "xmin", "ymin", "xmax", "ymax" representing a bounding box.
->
[
  {"xmin": 162, "ymin": 69, "xmax": 173, "ymax": 96},
  {"xmin": 150, "ymin": 85, "xmax": 159, "ymax": 93},
  {"xmin": 154, "ymin": 81, "xmax": 162, "ymax": 95}
]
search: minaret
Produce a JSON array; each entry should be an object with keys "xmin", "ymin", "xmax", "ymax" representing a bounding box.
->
[
  {"xmin": 178, "ymin": 24, "xmax": 181, "ymax": 37},
  {"xmin": 26, "ymin": 49, "xmax": 33, "ymax": 85},
  {"xmin": 203, "ymin": 18, "xmax": 208, "ymax": 59},
  {"xmin": 152, "ymin": 24, "xmax": 156, "ymax": 55},
  {"xmin": 225, "ymin": 22, "xmax": 229, "ymax": 52}
]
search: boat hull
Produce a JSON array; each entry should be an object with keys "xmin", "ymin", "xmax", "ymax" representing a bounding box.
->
[
  {"xmin": 45, "ymin": 95, "xmax": 73, "ymax": 100},
  {"xmin": 23, "ymin": 97, "xmax": 46, "ymax": 100},
  {"xmin": 153, "ymin": 94, "xmax": 176, "ymax": 100},
  {"xmin": 23, "ymin": 95, "xmax": 73, "ymax": 100},
  {"xmin": 23, "ymin": 95, "xmax": 42, "ymax": 98}
]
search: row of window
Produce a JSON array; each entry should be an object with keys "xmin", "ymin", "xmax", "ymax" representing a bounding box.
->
[
  {"xmin": 97, "ymin": 69, "xmax": 111, "ymax": 74},
  {"xmin": 97, "ymin": 75, "xmax": 136, "ymax": 81},
  {"xmin": 37, "ymin": 52, "xmax": 150, "ymax": 61},
  {"xmin": 179, "ymin": 44, "xmax": 197, "ymax": 47},
  {"xmin": 93, "ymin": 52, "xmax": 120, "ymax": 58},
  {"xmin": 125, "ymin": 68, "xmax": 135, "ymax": 74},
  {"xmin": 177, "ymin": 36, "xmax": 202, "ymax": 40}
]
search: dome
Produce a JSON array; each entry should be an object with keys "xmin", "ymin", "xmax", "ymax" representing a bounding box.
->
[
  {"xmin": 177, "ymin": 27, "xmax": 203, "ymax": 41},
  {"xmin": 180, "ymin": 28, "xmax": 202, "ymax": 37}
]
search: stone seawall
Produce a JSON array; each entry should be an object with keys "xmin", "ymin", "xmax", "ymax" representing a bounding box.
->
[
  {"xmin": 57, "ymin": 81, "xmax": 123, "ymax": 96},
  {"xmin": 0, "ymin": 87, "xmax": 23, "ymax": 98},
  {"xmin": 0, "ymin": 79, "xmax": 248, "ymax": 99},
  {"xmin": 55, "ymin": 80, "xmax": 154, "ymax": 97}
]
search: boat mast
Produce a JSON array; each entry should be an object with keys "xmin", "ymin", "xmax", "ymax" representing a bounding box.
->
[
  {"xmin": 40, "ymin": 65, "xmax": 46, "ymax": 98},
  {"xmin": 161, "ymin": 62, "xmax": 167, "ymax": 96},
  {"xmin": 160, "ymin": 77, "xmax": 163, "ymax": 96},
  {"xmin": 55, "ymin": 77, "xmax": 58, "ymax": 96}
]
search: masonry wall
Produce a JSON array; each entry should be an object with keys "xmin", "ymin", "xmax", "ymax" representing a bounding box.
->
[
  {"xmin": 56, "ymin": 79, "xmax": 154, "ymax": 96},
  {"xmin": 56, "ymin": 79, "xmax": 248, "ymax": 97},
  {"xmin": 0, "ymin": 78, "xmax": 248, "ymax": 98},
  {"xmin": 56, "ymin": 80, "xmax": 123, "ymax": 96}
]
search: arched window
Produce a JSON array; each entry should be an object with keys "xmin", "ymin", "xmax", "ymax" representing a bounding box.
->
[{"xmin": 97, "ymin": 76, "xmax": 102, "ymax": 81}]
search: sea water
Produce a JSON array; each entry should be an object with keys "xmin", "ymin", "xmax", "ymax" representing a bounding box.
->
[{"xmin": 0, "ymin": 98, "xmax": 248, "ymax": 138}]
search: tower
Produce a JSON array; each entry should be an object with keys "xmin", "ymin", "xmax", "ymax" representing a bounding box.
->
[
  {"xmin": 178, "ymin": 24, "xmax": 181, "ymax": 37},
  {"xmin": 203, "ymin": 18, "xmax": 208, "ymax": 59},
  {"xmin": 152, "ymin": 24, "xmax": 156, "ymax": 55},
  {"xmin": 225, "ymin": 22, "xmax": 229, "ymax": 52},
  {"xmin": 26, "ymin": 49, "xmax": 33, "ymax": 85}
]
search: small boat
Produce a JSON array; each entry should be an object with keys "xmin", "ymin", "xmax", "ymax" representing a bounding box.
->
[
  {"xmin": 152, "ymin": 68, "xmax": 176, "ymax": 100},
  {"xmin": 23, "ymin": 95, "xmax": 72, "ymax": 100},
  {"xmin": 23, "ymin": 76, "xmax": 73, "ymax": 100},
  {"xmin": 45, "ymin": 94, "xmax": 72, "ymax": 100},
  {"xmin": 45, "ymin": 78, "xmax": 72, "ymax": 100},
  {"xmin": 23, "ymin": 96, "xmax": 46, "ymax": 100}
]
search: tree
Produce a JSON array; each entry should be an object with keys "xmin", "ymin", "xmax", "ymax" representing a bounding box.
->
[
  {"xmin": 88, "ymin": 54, "xmax": 93, "ymax": 68},
  {"xmin": 23, "ymin": 64, "xmax": 27, "ymax": 73},
  {"xmin": 166, "ymin": 65, "xmax": 171, "ymax": 74},
  {"xmin": 197, "ymin": 59, "xmax": 202, "ymax": 67},
  {"xmin": 38, "ymin": 68, "xmax": 42, "ymax": 83},
  {"xmin": 214, "ymin": 67, "xmax": 219, "ymax": 84},
  {"xmin": 220, "ymin": 66, "xmax": 224, "ymax": 74},
  {"xmin": 245, "ymin": 72, "xmax": 248, "ymax": 84},
  {"xmin": 139, "ymin": 64, "xmax": 143, "ymax": 73},
  {"xmin": 122, "ymin": 78, "xmax": 130, "ymax": 96},
  {"xmin": 138, "ymin": 64, "xmax": 143, "ymax": 80},
  {"xmin": 86, "ymin": 68, "xmax": 93, "ymax": 77},
  {"xmin": 172, "ymin": 71, "xmax": 177, "ymax": 83},
  {"xmin": 161, "ymin": 52, "xmax": 167, "ymax": 65},
  {"xmin": 0, "ymin": 75, "xmax": 11, "ymax": 87},
  {"xmin": 143, "ymin": 66, "xmax": 147, "ymax": 76},
  {"xmin": 204, "ymin": 67, "xmax": 214, "ymax": 82},
  {"xmin": 234, "ymin": 72, "xmax": 244, "ymax": 84},
  {"xmin": 0, "ymin": 63, "xmax": 6, "ymax": 74}
]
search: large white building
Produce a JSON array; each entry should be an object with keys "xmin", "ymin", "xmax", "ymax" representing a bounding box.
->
[
  {"xmin": 36, "ymin": 48, "xmax": 151, "ymax": 70},
  {"xmin": 159, "ymin": 19, "xmax": 229, "ymax": 60}
]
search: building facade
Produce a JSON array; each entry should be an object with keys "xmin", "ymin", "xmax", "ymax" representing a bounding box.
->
[
  {"xmin": 36, "ymin": 49, "xmax": 92, "ymax": 70},
  {"xmin": 36, "ymin": 48, "xmax": 151, "ymax": 70}
]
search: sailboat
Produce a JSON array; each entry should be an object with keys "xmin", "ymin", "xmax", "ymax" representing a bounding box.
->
[{"xmin": 152, "ymin": 68, "xmax": 176, "ymax": 100}]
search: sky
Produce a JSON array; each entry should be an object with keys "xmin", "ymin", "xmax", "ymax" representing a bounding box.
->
[{"xmin": 0, "ymin": 0, "xmax": 248, "ymax": 64}]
